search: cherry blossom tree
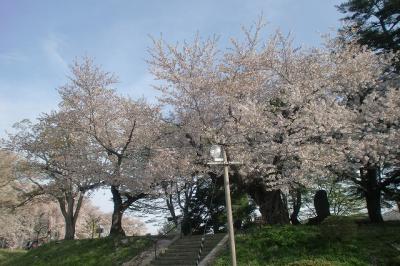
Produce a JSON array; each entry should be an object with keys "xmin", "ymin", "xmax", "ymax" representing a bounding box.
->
[
  {"xmin": 58, "ymin": 58, "xmax": 162, "ymax": 236},
  {"xmin": 0, "ymin": 150, "xmax": 22, "ymax": 208},
  {"xmin": 6, "ymin": 111, "xmax": 104, "ymax": 239},
  {"xmin": 75, "ymin": 201, "xmax": 146, "ymax": 238},
  {"xmin": 148, "ymin": 19, "xmax": 399, "ymax": 224},
  {"xmin": 0, "ymin": 189, "xmax": 66, "ymax": 248},
  {"xmin": 322, "ymin": 35, "xmax": 400, "ymax": 222}
]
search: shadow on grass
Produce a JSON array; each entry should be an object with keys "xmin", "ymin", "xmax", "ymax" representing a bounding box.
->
[
  {"xmin": 2, "ymin": 236, "xmax": 152, "ymax": 266},
  {"xmin": 214, "ymin": 221, "xmax": 400, "ymax": 266}
]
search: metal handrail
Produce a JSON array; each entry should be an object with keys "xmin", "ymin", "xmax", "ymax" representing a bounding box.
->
[
  {"xmin": 154, "ymin": 178, "xmax": 218, "ymax": 262},
  {"xmin": 153, "ymin": 218, "xmax": 183, "ymax": 259},
  {"xmin": 196, "ymin": 178, "xmax": 218, "ymax": 265}
]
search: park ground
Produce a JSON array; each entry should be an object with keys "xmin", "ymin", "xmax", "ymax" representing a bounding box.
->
[
  {"xmin": 1, "ymin": 220, "xmax": 399, "ymax": 266},
  {"xmin": 0, "ymin": 236, "xmax": 152, "ymax": 266},
  {"xmin": 215, "ymin": 220, "xmax": 400, "ymax": 266}
]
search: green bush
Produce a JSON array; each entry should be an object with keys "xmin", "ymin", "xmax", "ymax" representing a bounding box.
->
[
  {"xmin": 287, "ymin": 258, "xmax": 337, "ymax": 266},
  {"xmin": 320, "ymin": 216, "xmax": 357, "ymax": 242},
  {"xmin": 388, "ymin": 255, "xmax": 400, "ymax": 266}
]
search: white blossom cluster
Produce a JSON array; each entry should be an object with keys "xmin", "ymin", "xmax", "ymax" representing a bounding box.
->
[{"xmin": 148, "ymin": 20, "xmax": 399, "ymax": 191}]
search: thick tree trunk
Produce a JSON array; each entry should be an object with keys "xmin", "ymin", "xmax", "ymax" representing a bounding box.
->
[
  {"xmin": 110, "ymin": 185, "xmax": 126, "ymax": 237},
  {"xmin": 109, "ymin": 185, "xmax": 146, "ymax": 236},
  {"xmin": 181, "ymin": 206, "xmax": 192, "ymax": 235},
  {"xmin": 364, "ymin": 168, "xmax": 383, "ymax": 223},
  {"xmin": 110, "ymin": 208, "xmax": 125, "ymax": 236},
  {"xmin": 57, "ymin": 192, "xmax": 83, "ymax": 240},
  {"xmin": 314, "ymin": 190, "xmax": 330, "ymax": 220},
  {"xmin": 249, "ymin": 184, "xmax": 289, "ymax": 224},
  {"xmin": 64, "ymin": 216, "xmax": 76, "ymax": 240},
  {"xmin": 307, "ymin": 189, "xmax": 331, "ymax": 225},
  {"xmin": 264, "ymin": 190, "xmax": 289, "ymax": 224},
  {"xmin": 290, "ymin": 189, "xmax": 302, "ymax": 225}
]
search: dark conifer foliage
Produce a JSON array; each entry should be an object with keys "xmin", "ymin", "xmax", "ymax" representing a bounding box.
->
[{"xmin": 337, "ymin": 0, "xmax": 400, "ymax": 69}]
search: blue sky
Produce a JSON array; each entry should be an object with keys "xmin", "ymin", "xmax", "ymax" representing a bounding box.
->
[{"xmin": 1, "ymin": 0, "xmax": 343, "ymax": 232}]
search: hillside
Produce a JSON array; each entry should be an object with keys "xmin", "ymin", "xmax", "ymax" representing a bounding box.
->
[
  {"xmin": 214, "ymin": 221, "xmax": 400, "ymax": 266},
  {"xmin": 0, "ymin": 236, "xmax": 152, "ymax": 266},
  {"xmin": 2, "ymin": 221, "xmax": 400, "ymax": 265}
]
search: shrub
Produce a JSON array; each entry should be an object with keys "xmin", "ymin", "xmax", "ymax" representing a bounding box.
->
[
  {"xmin": 388, "ymin": 255, "xmax": 400, "ymax": 266},
  {"xmin": 287, "ymin": 258, "xmax": 337, "ymax": 266},
  {"xmin": 320, "ymin": 216, "xmax": 357, "ymax": 242}
]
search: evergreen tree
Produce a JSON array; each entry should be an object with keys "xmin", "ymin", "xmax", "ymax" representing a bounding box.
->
[{"xmin": 337, "ymin": 0, "xmax": 400, "ymax": 70}]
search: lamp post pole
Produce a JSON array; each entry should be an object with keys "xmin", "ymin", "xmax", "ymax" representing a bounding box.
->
[
  {"xmin": 222, "ymin": 146, "xmax": 237, "ymax": 266},
  {"xmin": 209, "ymin": 144, "xmax": 238, "ymax": 266}
]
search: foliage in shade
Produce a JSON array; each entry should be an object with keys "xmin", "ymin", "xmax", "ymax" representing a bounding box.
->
[{"xmin": 337, "ymin": 0, "xmax": 400, "ymax": 70}]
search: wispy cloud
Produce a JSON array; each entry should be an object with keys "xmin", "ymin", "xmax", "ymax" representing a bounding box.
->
[
  {"xmin": 0, "ymin": 79, "xmax": 59, "ymax": 137},
  {"xmin": 0, "ymin": 51, "xmax": 27, "ymax": 63},
  {"xmin": 42, "ymin": 33, "xmax": 68, "ymax": 71}
]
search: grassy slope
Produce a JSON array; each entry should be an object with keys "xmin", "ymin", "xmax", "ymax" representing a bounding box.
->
[
  {"xmin": 0, "ymin": 250, "xmax": 26, "ymax": 264},
  {"xmin": 0, "ymin": 236, "xmax": 152, "ymax": 266},
  {"xmin": 214, "ymin": 222, "xmax": 400, "ymax": 266}
]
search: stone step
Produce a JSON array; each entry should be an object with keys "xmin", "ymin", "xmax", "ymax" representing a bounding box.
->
[
  {"xmin": 151, "ymin": 262, "xmax": 198, "ymax": 265},
  {"xmin": 149, "ymin": 233, "xmax": 227, "ymax": 266},
  {"xmin": 160, "ymin": 245, "xmax": 214, "ymax": 252},
  {"xmin": 173, "ymin": 236, "xmax": 224, "ymax": 243},
  {"xmin": 151, "ymin": 258, "xmax": 199, "ymax": 266},
  {"xmin": 171, "ymin": 240, "xmax": 220, "ymax": 244},
  {"xmin": 165, "ymin": 248, "xmax": 215, "ymax": 254},
  {"xmin": 164, "ymin": 244, "xmax": 215, "ymax": 249},
  {"xmin": 157, "ymin": 248, "xmax": 213, "ymax": 258},
  {"xmin": 168, "ymin": 241, "xmax": 221, "ymax": 249},
  {"xmin": 156, "ymin": 253, "xmax": 210, "ymax": 260},
  {"xmin": 154, "ymin": 256, "xmax": 208, "ymax": 262},
  {"xmin": 165, "ymin": 246, "xmax": 215, "ymax": 253}
]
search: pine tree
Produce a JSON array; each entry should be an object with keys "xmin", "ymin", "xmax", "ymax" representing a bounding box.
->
[{"xmin": 337, "ymin": 0, "xmax": 400, "ymax": 70}]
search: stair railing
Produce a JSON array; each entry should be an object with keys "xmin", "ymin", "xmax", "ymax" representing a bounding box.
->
[
  {"xmin": 153, "ymin": 218, "xmax": 183, "ymax": 259},
  {"xmin": 195, "ymin": 177, "xmax": 218, "ymax": 265}
]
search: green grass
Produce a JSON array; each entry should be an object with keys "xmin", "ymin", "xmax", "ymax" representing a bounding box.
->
[
  {"xmin": 0, "ymin": 236, "xmax": 152, "ymax": 266},
  {"xmin": 214, "ymin": 221, "xmax": 400, "ymax": 266},
  {"xmin": 0, "ymin": 249, "xmax": 26, "ymax": 264}
]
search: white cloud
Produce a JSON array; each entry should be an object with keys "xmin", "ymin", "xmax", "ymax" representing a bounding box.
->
[{"xmin": 42, "ymin": 33, "xmax": 68, "ymax": 71}]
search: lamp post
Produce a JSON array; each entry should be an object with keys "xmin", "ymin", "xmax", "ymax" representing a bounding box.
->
[{"xmin": 209, "ymin": 145, "xmax": 237, "ymax": 266}]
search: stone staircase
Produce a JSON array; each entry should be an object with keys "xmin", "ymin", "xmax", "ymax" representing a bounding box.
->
[{"xmin": 150, "ymin": 233, "xmax": 226, "ymax": 266}]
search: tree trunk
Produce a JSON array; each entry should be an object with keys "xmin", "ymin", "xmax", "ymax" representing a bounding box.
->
[
  {"xmin": 110, "ymin": 185, "xmax": 126, "ymax": 237},
  {"xmin": 249, "ymin": 184, "xmax": 289, "ymax": 224},
  {"xmin": 314, "ymin": 190, "xmax": 330, "ymax": 220},
  {"xmin": 110, "ymin": 208, "xmax": 125, "ymax": 236},
  {"xmin": 166, "ymin": 196, "xmax": 178, "ymax": 226},
  {"xmin": 109, "ymin": 185, "xmax": 146, "ymax": 237},
  {"xmin": 181, "ymin": 206, "xmax": 192, "ymax": 235},
  {"xmin": 264, "ymin": 190, "xmax": 289, "ymax": 224},
  {"xmin": 290, "ymin": 189, "xmax": 302, "ymax": 225},
  {"xmin": 64, "ymin": 216, "xmax": 76, "ymax": 240},
  {"xmin": 57, "ymin": 192, "xmax": 84, "ymax": 240},
  {"xmin": 364, "ymin": 168, "xmax": 383, "ymax": 223},
  {"xmin": 91, "ymin": 221, "xmax": 95, "ymax": 239}
]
